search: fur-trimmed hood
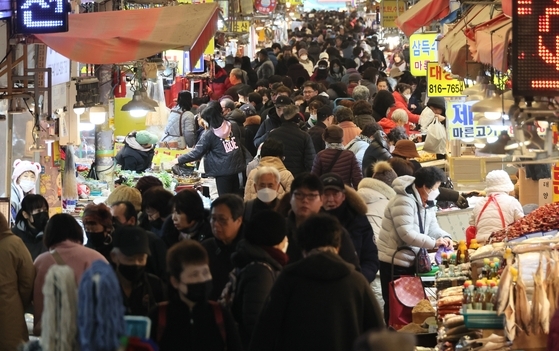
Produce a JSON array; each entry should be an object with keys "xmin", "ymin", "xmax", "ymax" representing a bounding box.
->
[
  {"xmin": 358, "ymin": 178, "xmax": 397, "ymax": 203},
  {"xmin": 244, "ymin": 115, "xmax": 261, "ymax": 126},
  {"xmin": 343, "ymin": 185, "xmax": 368, "ymax": 215}
]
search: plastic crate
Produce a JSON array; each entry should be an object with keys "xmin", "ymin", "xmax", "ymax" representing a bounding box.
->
[{"xmin": 462, "ymin": 307, "xmax": 504, "ymax": 329}]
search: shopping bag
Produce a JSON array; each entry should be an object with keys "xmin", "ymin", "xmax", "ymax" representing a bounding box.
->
[
  {"xmin": 417, "ymin": 248, "xmax": 432, "ymax": 273},
  {"xmin": 423, "ymin": 119, "xmax": 447, "ymax": 154}
]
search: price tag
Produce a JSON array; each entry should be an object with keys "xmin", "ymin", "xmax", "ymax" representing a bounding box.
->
[{"xmin": 427, "ymin": 62, "xmax": 465, "ymax": 97}]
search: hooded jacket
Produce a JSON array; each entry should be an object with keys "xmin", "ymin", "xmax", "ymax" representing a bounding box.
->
[
  {"xmin": 345, "ymin": 135, "xmax": 371, "ymax": 170},
  {"xmin": 115, "ymin": 136, "xmax": 155, "ymax": 172},
  {"xmin": 161, "ymin": 108, "xmax": 197, "ymax": 148},
  {"xmin": 244, "ymin": 115, "xmax": 262, "ymax": 157},
  {"xmin": 357, "ymin": 177, "xmax": 397, "ymax": 238},
  {"xmin": 469, "ymin": 192, "xmax": 524, "ymax": 243},
  {"xmin": 256, "ymin": 58, "xmax": 275, "ymax": 80},
  {"xmin": 268, "ymin": 120, "xmax": 316, "ymax": 176},
  {"xmin": 361, "ymin": 131, "xmax": 392, "ymax": 177},
  {"xmin": 231, "ymin": 240, "xmax": 283, "ymax": 349},
  {"xmin": 253, "ymin": 107, "xmax": 282, "ymax": 148},
  {"xmin": 177, "ymin": 121, "xmax": 246, "ymax": 177},
  {"xmin": 248, "ymin": 252, "xmax": 384, "ymax": 351},
  {"xmin": 311, "ymin": 148, "xmax": 363, "ymax": 189},
  {"xmin": 244, "ymin": 156, "xmax": 294, "ymax": 201},
  {"xmin": 378, "ymin": 176, "xmax": 450, "ymax": 267},
  {"xmin": 0, "ymin": 226, "xmax": 34, "ymax": 351},
  {"xmin": 326, "ymin": 186, "xmax": 380, "ymax": 282}
]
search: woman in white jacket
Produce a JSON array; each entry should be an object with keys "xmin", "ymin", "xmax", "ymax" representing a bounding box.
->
[
  {"xmin": 357, "ymin": 161, "xmax": 398, "ymax": 316},
  {"xmin": 377, "ymin": 167, "xmax": 453, "ymax": 323},
  {"xmin": 470, "ymin": 170, "xmax": 524, "ymax": 243}
]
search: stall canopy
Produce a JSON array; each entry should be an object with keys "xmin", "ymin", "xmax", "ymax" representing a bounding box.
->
[
  {"xmin": 395, "ymin": 0, "xmax": 450, "ymax": 37},
  {"xmin": 438, "ymin": 5, "xmax": 500, "ymax": 77},
  {"xmin": 469, "ymin": 14, "xmax": 511, "ymax": 72},
  {"xmin": 34, "ymin": 3, "xmax": 219, "ymax": 68}
]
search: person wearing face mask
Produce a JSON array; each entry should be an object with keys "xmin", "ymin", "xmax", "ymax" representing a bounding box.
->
[
  {"xmin": 138, "ymin": 186, "xmax": 173, "ymax": 237},
  {"xmin": 151, "ymin": 240, "xmax": 242, "ymax": 351},
  {"xmin": 310, "ymin": 59, "xmax": 329, "ymax": 85},
  {"xmin": 297, "ymin": 48, "xmax": 314, "ymax": 76},
  {"xmin": 230, "ymin": 210, "xmax": 288, "ymax": 349},
  {"xmin": 111, "ymin": 201, "xmax": 168, "ymax": 280},
  {"xmin": 33, "ymin": 213, "xmax": 107, "ymax": 335},
  {"xmin": 377, "ymin": 166, "xmax": 453, "ymax": 323},
  {"xmin": 388, "ymin": 83, "xmax": 420, "ymax": 133},
  {"xmin": 253, "ymin": 92, "xmax": 292, "ymax": 148},
  {"xmin": 12, "ymin": 194, "xmax": 49, "ymax": 260},
  {"xmin": 326, "ymin": 58, "xmax": 346, "ymax": 84},
  {"xmin": 110, "ymin": 226, "xmax": 166, "ymax": 316},
  {"xmin": 10, "ymin": 159, "xmax": 41, "ymax": 224},
  {"xmin": 244, "ymin": 139, "xmax": 294, "ymax": 203},
  {"xmin": 82, "ymin": 203, "xmax": 115, "ymax": 262}
]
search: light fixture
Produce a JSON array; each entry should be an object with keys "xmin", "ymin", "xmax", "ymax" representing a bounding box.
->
[
  {"xmin": 484, "ymin": 112, "xmax": 502, "ymax": 120},
  {"xmin": 140, "ymin": 91, "xmax": 159, "ymax": 108},
  {"xmin": 73, "ymin": 102, "xmax": 86, "ymax": 116},
  {"xmin": 474, "ymin": 142, "xmax": 486, "ymax": 149},
  {"xmin": 121, "ymin": 91, "xmax": 156, "ymax": 118},
  {"xmin": 89, "ymin": 105, "xmax": 107, "ymax": 125}
]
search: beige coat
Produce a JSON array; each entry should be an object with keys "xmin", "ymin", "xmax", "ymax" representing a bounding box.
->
[
  {"xmin": 244, "ymin": 156, "xmax": 294, "ymax": 201},
  {"xmin": 0, "ymin": 227, "xmax": 35, "ymax": 351}
]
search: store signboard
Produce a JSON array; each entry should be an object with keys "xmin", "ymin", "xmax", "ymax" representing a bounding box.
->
[
  {"xmin": 409, "ymin": 33, "xmax": 438, "ymax": 77},
  {"xmin": 427, "ymin": 62, "xmax": 465, "ymax": 97},
  {"xmin": 45, "ymin": 47, "xmax": 70, "ymax": 87},
  {"xmin": 230, "ymin": 21, "xmax": 251, "ymax": 33},
  {"xmin": 446, "ymin": 100, "xmax": 499, "ymax": 140},
  {"xmin": 553, "ymin": 126, "xmax": 559, "ymax": 203},
  {"xmin": 382, "ymin": 0, "xmax": 405, "ymax": 28}
]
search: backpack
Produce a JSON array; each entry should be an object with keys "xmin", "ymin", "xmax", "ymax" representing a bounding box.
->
[{"xmin": 219, "ymin": 261, "xmax": 275, "ymax": 309}]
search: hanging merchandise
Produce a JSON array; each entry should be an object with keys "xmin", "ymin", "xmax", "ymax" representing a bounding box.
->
[
  {"xmin": 255, "ymin": 0, "xmax": 277, "ymax": 14},
  {"xmin": 62, "ymin": 145, "xmax": 79, "ymax": 214}
]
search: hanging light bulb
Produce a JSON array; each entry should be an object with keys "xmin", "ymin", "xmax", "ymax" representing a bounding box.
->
[
  {"xmin": 89, "ymin": 105, "xmax": 107, "ymax": 124},
  {"xmin": 121, "ymin": 90, "xmax": 155, "ymax": 118},
  {"xmin": 484, "ymin": 112, "xmax": 502, "ymax": 120}
]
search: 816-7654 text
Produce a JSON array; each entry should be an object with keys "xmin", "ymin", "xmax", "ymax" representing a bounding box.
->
[{"xmin": 428, "ymin": 83, "xmax": 464, "ymax": 94}]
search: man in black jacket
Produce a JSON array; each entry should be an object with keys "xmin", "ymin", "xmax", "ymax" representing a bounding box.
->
[
  {"xmin": 268, "ymin": 105, "xmax": 316, "ymax": 176},
  {"xmin": 361, "ymin": 130, "xmax": 392, "ymax": 177},
  {"xmin": 308, "ymin": 105, "xmax": 335, "ymax": 153},
  {"xmin": 253, "ymin": 94, "xmax": 292, "ymax": 148}
]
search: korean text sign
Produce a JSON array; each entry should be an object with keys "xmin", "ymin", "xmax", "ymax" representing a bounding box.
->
[
  {"xmin": 446, "ymin": 101, "xmax": 499, "ymax": 140},
  {"xmin": 231, "ymin": 21, "xmax": 250, "ymax": 33},
  {"xmin": 382, "ymin": 0, "xmax": 405, "ymax": 28},
  {"xmin": 410, "ymin": 33, "xmax": 438, "ymax": 77},
  {"xmin": 427, "ymin": 62, "xmax": 465, "ymax": 97}
]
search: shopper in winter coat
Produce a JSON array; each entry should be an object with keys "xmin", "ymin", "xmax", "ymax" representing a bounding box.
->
[
  {"xmin": 268, "ymin": 105, "xmax": 316, "ymax": 176},
  {"xmin": 209, "ymin": 64, "xmax": 229, "ymax": 100},
  {"xmin": 161, "ymin": 91, "xmax": 197, "ymax": 148},
  {"xmin": 231, "ymin": 211, "xmax": 288, "ymax": 349},
  {"xmin": 286, "ymin": 57, "xmax": 311, "ymax": 89},
  {"xmin": 298, "ymin": 49, "xmax": 315, "ymax": 76},
  {"xmin": 116, "ymin": 130, "xmax": 158, "ymax": 172},
  {"xmin": 361, "ymin": 130, "xmax": 392, "ymax": 177},
  {"xmin": 138, "ymin": 186, "xmax": 173, "ymax": 237},
  {"xmin": 372, "ymin": 90, "xmax": 395, "ymax": 122},
  {"xmin": 241, "ymin": 104, "xmax": 261, "ymax": 157},
  {"xmin": 308, "ymin": 105, "xmax": 336, "ymax": 153},
  {"xmin": 379, "ymin": 108, "xmax": 408, "ymax": 134},
  {"xmin": 389, "ymin": 84, "xmax": 420, "ymax": 131},
  {"xmin": 470, "ymin": 170, "xmax": 524, "ymax": 243},
  {"xmin": 345, "ymin": 123, "xmax": 380, "ymax": 170},
  {"xmin": 10, "ymin": 159, "xmax": 41, "ymax": 223},
  {"xmin": 360, "ymin": 68, "xmax": 378, "ymax": 101},
  {"xmin": 335, "ymin": 106, "xmax": 362, "ymax": 145},
  {"xmin": 249, "ymin": 213, "xmax": 384, "ymax": 351},
  {"xmin": 12, "ymin": 194, "xmax": 49, "ymax": 260},
  {"xmin": 321, "ymin": 173, "xmax": 379, "ymax": 283},
  {"xmin": 312, "ymin": 126, "xmax": 363, "ymax": 189},
  {"xmin": 245, "ymin": 139, "xmax": 294, "ymax": 201},
  {"xmin": 253, "ymin": 95, "xmax": 291, "ymax": 148},
  {"xmin": 176, "ymin": 102, "xmax": 246, "ymax": 196},
  {"xmin": 0, "ymin": 212, "xmax": 34, "ymax": 351},
  {"xmin": 326, "ymin": 58, "xmax": 346, "ymax": 84},
  {"xmin": 352, "ymin": 100, "xmax": 376, "ymax": 129},
  {"xmin": 377, "ymin": 167, "xmax": 453, "ymax": 322},
  {"xmin": 256, "ymin": 49, "xmax": 275, "ymax": 80}
]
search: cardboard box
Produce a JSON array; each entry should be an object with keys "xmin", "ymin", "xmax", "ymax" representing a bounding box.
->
[{"xmin": 518, "ymin": 168, "xmax": 539, "ymax": 206}]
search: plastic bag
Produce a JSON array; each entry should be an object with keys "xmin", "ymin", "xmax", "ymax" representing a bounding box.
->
[{"xmin": 423, "ymin": 119, "xmax": 447, "ymax": 154}]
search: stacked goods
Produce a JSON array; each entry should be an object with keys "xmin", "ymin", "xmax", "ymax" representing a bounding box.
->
[
  {"xmin": 412, "ymin": 300, "xmax": 436, "ymax": 324},
  {"xmin": 437, "ymin": 287, "xmax": 463, "ymax": 319},
  {"xmin": 440, "ymin": 314, "xmax": 482, "ymax": 351},
  {"xmin": 489, "ymin": 202, "xmax": 559, "ymax": 242}
]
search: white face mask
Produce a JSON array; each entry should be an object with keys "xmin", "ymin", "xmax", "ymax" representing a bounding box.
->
[
  {"xmin": 300, "ymin": 55, "xmax": 308, "ymax": 61},
  {"xmin": 404, "ymin": 94, "xmax": 411, "ymax": 100},
  {"xmin": 19, "ymin": 179, "xmax": 36, "ymax": 193},
  {"xmin": 257, "ymin": 187, "xmax": 278, "ymax": 203},
  {"xmin": 427, "ymin": 188, "xmax": 440, "ymax": 201},
  {"xmin": 310, "ymin": 114, "xmax": 317, "ymax": 121}
]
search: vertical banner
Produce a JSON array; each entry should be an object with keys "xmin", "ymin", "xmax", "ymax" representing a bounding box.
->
[
  {"xmin": 552, "ymin": 125, "xmax": 559, "ymax": 203},
  {"xmin": 382, "ymin": 0, "xmax": 405, "ymax": 28},
  {"xmin": 409, "ymin": 33, "xmax": 438, "ymax": 77}
]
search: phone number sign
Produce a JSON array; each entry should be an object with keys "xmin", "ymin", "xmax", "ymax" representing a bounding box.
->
[{"xmin": 427, "ymin": 62, "xmax": 465, "ymax": 97}]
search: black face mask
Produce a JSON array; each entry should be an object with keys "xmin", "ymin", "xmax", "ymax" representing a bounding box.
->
[
  {"xmin": 180, "ymin": 280, "xmax": 213, "ymax": 303},
  {"xmin": 31, "ymin": 212, "xmax": 49, "ymax": 232},
  {"xmin": 86, "ymin": 231, "xmax": 107, "ymax": 247},
  {"xmin": 150, "ymin": 218, "xmax": 164, "ymax": 230},
  {"xmin": 118, "ymin": 263, "xmax": 145, "ymax": 282}
]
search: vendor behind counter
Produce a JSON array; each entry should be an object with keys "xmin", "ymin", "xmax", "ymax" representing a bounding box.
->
[{"xmin": 115, "ymin": 131, "xmax": 159, "ymax": 173}]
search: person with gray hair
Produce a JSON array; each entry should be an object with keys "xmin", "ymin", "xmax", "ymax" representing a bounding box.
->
[
  {"xmin": 221, "ymin": 97, "xmax": 247, "ymax": 147},
  {"xmin": 243, "ymin": 166, "xmax": 283, "ymax": 222},
  {"xmin": 224, "ymin": 68, "xmax": 247, "ymax": 101},
  {"xmin": 352, "ymin": 85, "xmax": 371, "ymax": 102}
]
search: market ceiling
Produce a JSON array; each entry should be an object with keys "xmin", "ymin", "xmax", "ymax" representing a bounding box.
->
[{"xmin": 33, "ymin": 3, "xmax": 219, "ymax": 68}]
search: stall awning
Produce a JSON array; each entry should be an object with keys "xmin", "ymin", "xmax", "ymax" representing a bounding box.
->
[
  {"xmin": 438, "ymin": 5, "xmax": 499, "ymax": 77},
  {"xmin": 34, "ymin": 3, "xmax": 219, "ymax": 67},
  {"xmin": 470, "ymin": 14, "xmax": 511, "ymax": 72},
  {"xmin": 395, "ymin": 0, "xmax": 450, "ymax": 37}
]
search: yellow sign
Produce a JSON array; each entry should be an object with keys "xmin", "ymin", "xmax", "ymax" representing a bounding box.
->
[
  {"xmin": 230, "ymin": 21, "xmax": 251, "ymax": 33},
  {"xmin": 382, "ymin": 0, "xmax": 405, "ymax": 28},
  {"xmin": 410, "ymin": 33, "xmax": 438, "ymax": 77},
  {"xmin": 427, "ymin": 62, "xmax": 465, "ymax": 97}
]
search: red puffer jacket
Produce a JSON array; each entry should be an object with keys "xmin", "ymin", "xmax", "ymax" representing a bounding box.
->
[
  {"xmin": 311, "ymin": 148, "xmax": 363, "ymax": 189},
  {"xmin": 209, "ymin": 66, "xmax": 228, "ymax": 100}
]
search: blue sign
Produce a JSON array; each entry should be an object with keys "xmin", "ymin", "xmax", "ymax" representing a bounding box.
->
[
  {"xmin": 183, "ymin": 52, "xmax": 205, "ymax": 74},
  {"xmin": 17, "ymin": 0, "xmax": 68, "ymax": 34}
]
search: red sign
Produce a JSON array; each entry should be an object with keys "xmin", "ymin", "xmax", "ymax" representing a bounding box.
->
[
  {"xmin": 513, "ymin": 0, "xmax": 559, "ymax": 96},
  {"xmin": 255, "ymin": 0, "xmax": 277, "ymax": 14}
]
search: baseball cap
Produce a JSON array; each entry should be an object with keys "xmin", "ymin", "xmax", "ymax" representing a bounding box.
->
[
  {"xmin": 275, "ymin": 96, "xmax": 293, "ymax": 107},
  {"xmin": 320, "ymin": 173, "xmax": 345, "ymax": 192},
  {"xmin": 112, "ymin": 226, "xmax": 151, "ymax": 256}
]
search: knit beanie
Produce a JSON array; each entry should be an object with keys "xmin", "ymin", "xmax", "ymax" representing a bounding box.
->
[
  {"xmin": 245, "ymin": 210, "xmax": 286, "ymax": 247},
  {"xmin": 12, "ymin": 159, "xmax": 41, "ymax": 182},
  {"xmin": 135, "ymin": 175, "xmax": 163, "ymax": 194},
  {"xmin": 323, "ymin": 125, "xmax": 344, "ymax": 143},
  {"xmin": 372, "ymin": 161, "xmax": 398, "ymax": 186},
  {"xmin": 135, "ymin": 130, "xmax": 158, "ymax": 145},
  {"xmin": 107, "ymin": 185, "xmax": 142, "ymax": 212},
  {"xmin": 82, "ymin": 203, "xmax": 114, "ymax": 229},
  {"xmin": 485, "ymin": 170, "xmax": 514, "ymax": 193}
]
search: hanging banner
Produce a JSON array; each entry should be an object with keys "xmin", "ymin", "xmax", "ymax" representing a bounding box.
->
[
  {"xmin": 446, "ymin": 100, "xmax": 500, "ymax": 140},
  {"xmin": 427, "ymin": 62, "xmax": 465, "ymax": 97},
  {"xmin": 230, "ymin": 21, "xmax": 251, "ymax": 33},
  {"xmin": 409, "ymin": 33, "xmax": 438, "ymax": 77},
  {"xmin": 382, "ymin": 0, "xmax": 405, "ymax": 28}
]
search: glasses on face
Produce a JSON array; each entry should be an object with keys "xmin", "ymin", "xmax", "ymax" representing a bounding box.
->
[
  {"xmin": 210, "ymin": 216, "xmax": 232, "ymax": 226},
  {"xmin": 292, "ymin": 191, "xmax": 320, "ymax": 201},
  {"xmin": 303, "ymin": 90, "xmax": 315, "ymax": 95}
]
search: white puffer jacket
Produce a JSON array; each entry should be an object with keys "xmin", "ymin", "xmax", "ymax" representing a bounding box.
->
[
  {"xmin": 346, "ymin": 136, "xmax": 370, "ymax": 171},
  {"xmin": 378, "ymin": 176, "xmax": 450, "ymax": 267},
  {"xmin": 358, "ymin": 178, "xmax": 396, "ymax": 241},
  {"xmin": 469, "ymin": 192, "xmax": 524, "ymax": 243}
]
